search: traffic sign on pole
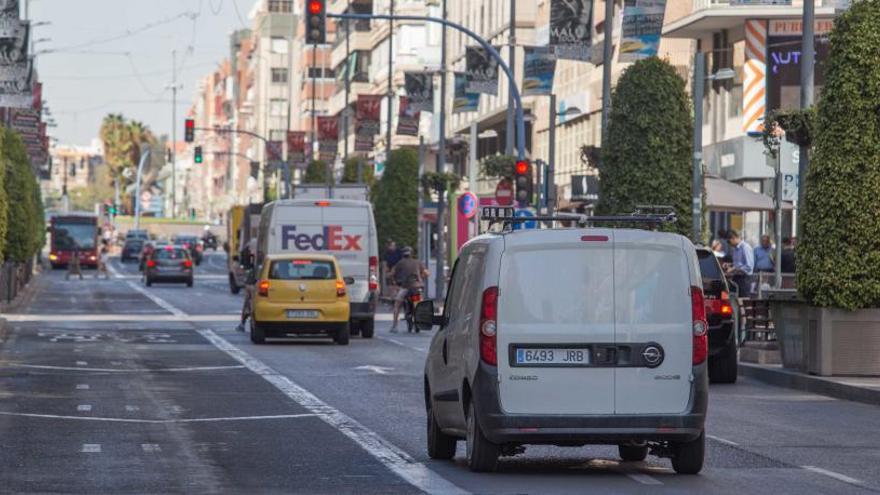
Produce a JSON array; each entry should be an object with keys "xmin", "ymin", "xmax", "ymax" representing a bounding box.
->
[
  {"xmin": 458, "ymin": 192, "xmax": 478, "ymax": 219},
  {"xmin": 512, "ymin": 208, "xmax": 536, "ymax": 230},
  {"xmin": 495, "ymin": 178, "xmax": 513, "ymax": 206}
]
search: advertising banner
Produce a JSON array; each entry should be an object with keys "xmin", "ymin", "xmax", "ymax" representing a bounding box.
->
[
  {"xmin": 317, "ymin": 116, "xmax": 339, "ymax": 160},
  {"xmin": 0, "ymin": 19, "xmax": 30, "ymax": 108},
  {"xmin": 766, "ymin": 19, "xmax": 832, "ymax": 112},
  {"xmin": 522, "ymin": 46, "xmax": 557, "ymax": 96},
  {"xmin": 404, "ymin": 72, "xmax": 433, "ymax": 112},
  {"xmin": 396, "ymin": 96, "xmax": 420, "ymax": 136},
  {"xmin": 354, "ymin": 133, "xmax": 373, "ymax": 152},
  {"xmin": 0, "ymin": 0, "xmax": 19, "ymax": 38},
  {"xmin": 266, "ymin": 140, "xmax": 283, "ymax": 162},
  {"xmin": 287, "ymin": 131, "xmax": 306, "ymax": 165},
  {"xmin": 355, "ymin": 94, "xmax": 383, "ymax": 136},
  {"xmin": 465, "ymin": 46, "xmax": 499, "ymax": 95},
  {"xmin": 619, "ymin": 0, "xmax": 666, "ymax": 62},
  {"xmin": 453, "ymin": 72, "xmax": 480, "ymax": 113},
  {"xmin": 550, "ymin": 0, "xmax": 593, "ymax": 61}
]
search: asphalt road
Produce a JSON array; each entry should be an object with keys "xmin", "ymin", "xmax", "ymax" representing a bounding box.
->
[{"xmin": 1, "ymin": 252, "xmax": 878, "ymax": 494}]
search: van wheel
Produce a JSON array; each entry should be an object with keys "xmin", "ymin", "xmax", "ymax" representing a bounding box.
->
[
  {"xmin": 250, "ymin": 320, "xmax": 266, "ymax": 345},
  {"xmin": 709, "ymin": 337, "xmax": 738, "ymax": 384},
  {"xmin": 671, "ymin": 430, "xmax": 705, "ymax": 474},
  {"xmin": 229, "ymin": 275, "xmax": 241, "ymax": 295},
  {"xmin": 334, "ymin": 324, "xmax": 350, "ymax": 345},
  {"xmin": 618, "ymin": 444, "xmax": 649, "ymax": 462},
  {"xmin": 426, "ymin": 397, "xmax": 457, "ymax": 460},
  {"xmin": 360, "ymin": 319, "xmax": 375, "ymax": 339},
  {"xmin": 466, "ymin": 401, "xmax": 500, "ymax": 472}
]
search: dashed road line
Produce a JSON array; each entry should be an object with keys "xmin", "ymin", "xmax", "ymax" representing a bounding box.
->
[
  {"xmin": 76, "ymin": 361, "xmax": 88, "ymax": 366},
  {"xmin": 77, "ymin": 405, "xmax": 92, "ymax": 412},
  {"xmin": 625, "ymin": 473, "xmax": 663, "ymax": 485},
  {"xmin": 81, "ymin": 444, "xmax": 101, "ymax": 453},
  {"xmin": 10, "ymin": 363, "xmax": 245, "ymax": 373},
  {"xmin": 125, "ymin": 280, "xmax": 187, "ymax": 317},
  {"xmin": 141, "ymin": 444, "xmax": 161, "ymax": 453},
  {"xmin": 0, "ymin": 411, "xmax": 318, "ymax": 424},
  {"xmin": 76, "ymin": 384, "xmax": 89, "ymax": 390},
  {"xmin": 198, "ymin": 328, "xmax": 468, "ymax": 495},
  {"xmin": 802, "ymin": 466, "xmax": 866, "ymax": 489},
  {"xmin": 125, "ymin": 405, "xmax": 140, "ymax": 412},
  {"xmin": 707, "ymin": 434, "xmax": 739, "ymax": 446}
]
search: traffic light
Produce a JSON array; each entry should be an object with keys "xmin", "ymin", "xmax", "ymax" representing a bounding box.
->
[
  {"xmin": 184, "ymin": 118, "xmax": 195, "ymax": 143},
  {"xmin": 304, "ymin": 0, "xmax": 326, "ymax": 44},
  {"xmin": 194, "ymin": 146, "xmax": 203, "ymax": 164},
  {"xmin": 514, "ymin": 159, "xmax": 533, "ymax": 205}
]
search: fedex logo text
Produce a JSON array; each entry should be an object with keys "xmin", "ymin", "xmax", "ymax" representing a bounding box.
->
[{"xmin": 281, "ymin": 225, "xmax": 363, "ymax": 251}]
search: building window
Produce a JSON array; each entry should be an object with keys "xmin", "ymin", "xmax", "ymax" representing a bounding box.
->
[
  {"xmin": 268, "ymin": 0, "xmax": 293, "ymax": 13},
  {"xmin": 271, "ymin": 37, "xmax": 288, "ymax": 54},
  {"xmin": 307, "ymin": 67, "xmax": 334, "ymax": 79},
  {"xmin": 271, "ymin": 68, "xmax": 289, "ymax": 84},
  {"xmin": 270, "ymin": 98, "xmax": 288, "ymax": 117}
]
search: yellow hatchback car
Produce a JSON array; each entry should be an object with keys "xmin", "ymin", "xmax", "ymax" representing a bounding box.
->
[{"xmin": 249, "ymin": 254, "xmax": 352, "ymax": 345}]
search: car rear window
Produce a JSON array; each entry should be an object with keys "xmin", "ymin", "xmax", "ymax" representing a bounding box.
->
[
  {"xmin": 270, "ymin": 260, "xmax": 335, "ymax": 280},
  {"xmin": 154, "ymin": 248, "xmax": 188, "ymax": 260},
  {"xmin": 697, "ymin": 250, "xmax": 723, "ymax": 279}
]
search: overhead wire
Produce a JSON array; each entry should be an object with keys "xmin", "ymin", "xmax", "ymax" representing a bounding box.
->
[{"xmin": 50, "ymin": 10, "xmax": 199, "ymax": 53}]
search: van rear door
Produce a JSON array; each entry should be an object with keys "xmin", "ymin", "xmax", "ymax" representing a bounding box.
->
[
  {"xmin": 613, "ymin": 230, "xmax": 692, "ymax": 414},
  {"xmin": 321, "ymin": 205, "xmax": 370, "ymax": 303},
  {"xmin": 497, "ymin": 230, "xmax": 616, "ymax": 415}
]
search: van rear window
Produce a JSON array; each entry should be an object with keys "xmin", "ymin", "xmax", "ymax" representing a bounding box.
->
[
  {"xmin": 270, "ymin": 260, "xmax": 336, "ymax": 280},
  {"xmin": 697, "ymin": 250, "xmax": 723, "ymax": 279}
]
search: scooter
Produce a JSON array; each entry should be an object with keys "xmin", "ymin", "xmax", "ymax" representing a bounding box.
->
[{"xmin": 404, "ymin": 287, "xmax": 423, "ymax": 333}]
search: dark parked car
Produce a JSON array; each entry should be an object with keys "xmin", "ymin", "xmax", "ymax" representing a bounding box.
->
[
  {"xmin": 121, "ymin": 239, "xmax": 144, "ymax": 262},
  {"xmin": 697, "ymin": 247, "xmax": 738, "ymax": 384},
  {"xmin": 144, "ymin": 245, "xmax": 194, "ymax": 287},
  {"xmin": 172, "ymin": 235, "xmax": 203, "ymax": 265}
]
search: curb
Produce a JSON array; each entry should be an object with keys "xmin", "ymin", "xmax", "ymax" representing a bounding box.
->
[{"xmin": 739, "ymin": 362, "xmax": 880, "ymax": 407}]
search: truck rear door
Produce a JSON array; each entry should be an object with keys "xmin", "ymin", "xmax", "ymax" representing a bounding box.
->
[{"xmin": 321, "ymin": 205, "xmax": 370, "ymax": 303}]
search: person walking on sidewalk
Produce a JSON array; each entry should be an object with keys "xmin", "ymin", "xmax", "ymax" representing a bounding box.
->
[{"xmin": 66, "ymin": 244, "xmax": 84, "ymax": 281}]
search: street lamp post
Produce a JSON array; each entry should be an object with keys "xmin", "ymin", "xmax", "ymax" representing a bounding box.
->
[{"xmin": 768, "ymin": 122, "xmax": 785, "ymax": 289}]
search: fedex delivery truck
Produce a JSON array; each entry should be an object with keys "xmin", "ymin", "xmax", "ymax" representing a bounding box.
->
[{"xmin": 256, "ymin": 199, "xmax": 379, "ymax": 337}]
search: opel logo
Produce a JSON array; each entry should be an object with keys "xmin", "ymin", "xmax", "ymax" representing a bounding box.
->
[
  {"xmin": 299, "ymin": 284, "xmax": 307, "ymax": 292},
  {"xmin": 642, "ymin": 344, "xmax": 664, "ymax": 368}
]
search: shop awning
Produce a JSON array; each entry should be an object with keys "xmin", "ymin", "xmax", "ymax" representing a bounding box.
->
[{"xmin": 706, "ymin": 177, "xmax": 792, "ymax": 212}]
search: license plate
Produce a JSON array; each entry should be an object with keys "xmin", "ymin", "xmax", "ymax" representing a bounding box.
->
[
  {"xmin": 515, "ymin": 348, "xmax": 590, "ymax": 366},
  {"xmin": 287, "ymin": 310, "xmax": 319, "ymax": 319}
]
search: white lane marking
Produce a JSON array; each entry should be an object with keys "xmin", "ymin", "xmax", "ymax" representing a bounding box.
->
[
  {"xmin": 0, "ymin": 411, "xmax": 317, "ymax": 424},
  {"xmin": 10, "ymin": 364, "xmax": 245, "ymax": 373},
  {"xmin": 76, "ymin": 384, "xmax": 90, "ymax": 390},
  {"xmin": 125, "ymin": 405, "xmax": 140, "ymax": 412},
  {"xmin": 141, "ymin": 443, "xmax": 161, "ymax": 453},
  {"xmin": 77, "ymin": 405, "xmax": 92, "ymax": 412},
  {"xmin": 379, "ymin": 336, "xmax": 428, "ymax": 353},
  {"xmin": 106, "ymin": 262, "xmax": 124, "ymax": 280},
  {"xmin": 125, "ymin": 280, "xmax": 187, "ymax": 317},
  {"xmin": 626, "ymin": 473, "xmax": 663, "ymax": 485},
  {"xmin": 110, "ymin": 361, "xmax": 123, "ymax": 366},
  {"xmin": 198, "ymin": 328, "xmax": 468, "ymax": 495},
  {"xmin": 170, "ymin": 405, "xmax": 184, "ymax": 414},
  {"xmin": 802, "ymin": 466, "xmax": 866, "ymax": 488},
  {"xmin": 76, "ymin": 361, "xmax": 88, "ymax": 366},
  {"xmin": 5, "ymin": 314, "xmax": 240, "ymax": 322},
  {"xmin": 353, "ymin": 365, "xmax": 394, "ymax": 375},
  {"xmin": 73, "ymin": 348, "xmax": 83, "ymax": 353},
  {"xmin": 81, "ymin": 444, "xmax": 101, "ymax": 453},
  {"xmin": 707, "ymin": 434, "xmax": 739, "ymax": 446}
]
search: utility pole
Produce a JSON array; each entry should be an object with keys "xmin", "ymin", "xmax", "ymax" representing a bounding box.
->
[
  {"xmin": 797, "ymin": 0, "xmax": 815, "ymax": 240},
  {"xmin": 344, "ymin": 2, "xmax": 351, "ymax": 163},
  {"xmin": 435, "ymin": 0, "xmax": 448, "ymax": 302},
  {"xmin": 600, "ymin": 0, "xmax": 615, "ymax": 141},
  {"xmin": 548, "ymin": 93, "xmax": 557, "ymax": 214},
  {"xmin": 692, "ymin": 52, "xmax": 705, "ymax": 243},
  {"xmin": 505, "ymin": 0, "xmax": 515, "ymax": 155},
  {"xmin": 286, "ymin": 16, "xmax": 295, "ymax": 199},
  {"xmin": 62, "ymin": 157, "xmax": 69, "ymax": 213},
  {"xmin": 168, "ymin": 49, "xmax": 182, "ymax": 219},
  {"xmin": 386, "ymin": 0, "xmax": 394, "ymax": 169}
]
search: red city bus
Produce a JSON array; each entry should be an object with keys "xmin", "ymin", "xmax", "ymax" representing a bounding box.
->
[{"xmin": 48, "ymin": 214, "xmax": 100, "ymax": 269}]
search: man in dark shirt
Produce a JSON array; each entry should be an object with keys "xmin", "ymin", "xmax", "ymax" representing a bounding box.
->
[
  {"xmin": 389, "ymin": 247, "xmax": 429, "ymax": 333},
  {"xmin": 781, "ymin": 237, "xmax": 796, "ymax": 274}
]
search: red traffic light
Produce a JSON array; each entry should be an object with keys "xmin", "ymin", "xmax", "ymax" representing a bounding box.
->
[
  {"xmin": 515, "ymin": 160, "xmax": 529, "ymax": 175},
  {"xmin": 308, "ymin": 0, "xmax": 323, "ymax": 14},
  {"xmin": 185, "ymin": 119, "xmax": 194, "ymax": 129}
]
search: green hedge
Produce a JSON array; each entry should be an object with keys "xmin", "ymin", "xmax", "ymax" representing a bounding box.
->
[
  {"xmin": 304, "ymin": 160, "xmax": 328, "ymax": 183},
  {"xmin": 597, "ymin": 57, "xmax": 693, "ymax": 236},
  {"xmin": 798, "ymin": 1, "xmax": 880, "ymax": 310},
  {"xmin": 372, "ymin": 148, "xmax": 418, "ymax": 251},
  {"xmin": 2, "ymin": 128, "xmax": 40, "ymax": 262},
  {"xmin": 340, "ymin": 157, "xmax": 375, "ymax": 186}
]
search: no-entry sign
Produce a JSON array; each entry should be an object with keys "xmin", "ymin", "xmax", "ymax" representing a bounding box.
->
[{"xmin": 495, "ymin": 179, "xmax": 514, "ymax": 206}]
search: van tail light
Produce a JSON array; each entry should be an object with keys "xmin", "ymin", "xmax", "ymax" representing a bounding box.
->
[
  {"xmin": 720, "ymin": 291, "xmax": 733, "ymax": 315},
  {"xmin": 146, "ymin": 260, "xmax": 156, "ymax": 268},
  {"xmin": 410, "ymin": 292, "xmax": 422, "ymax": 304},
  {"xmin": 479, "ymin": 287, "xmax": 499, "ymax": 366},
  {"xmin": 182, "ymin": 260, "xmax": 193, "ymax": 268},
  {"xmin": 336, "ymin": 280, "xmax": 347, "ymax": 297},
  {"xmin": 368, "ymin": 256, "xmax": 378, "ymax": 291},
  {"xmin": 258, "ymin": 280, "xmax": 270, "ymax": 297},
  {"xmin": 691, "ymin": 286, "xmax": 708, "ymax": 366}
]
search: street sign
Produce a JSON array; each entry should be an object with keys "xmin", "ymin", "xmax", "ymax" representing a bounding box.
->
[
  {"xmin": 458, "ymin": 192, "xmax": 478, "ymax": 219},
  {"xmin": 495, "ymin": 179, "xmax": 514, "ymax": 206},
  {"xmin": 512, "ymin": 209, "xmax": 537, "ymax": 230}
]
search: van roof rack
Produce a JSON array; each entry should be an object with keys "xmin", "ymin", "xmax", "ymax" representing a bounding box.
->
[{"xmin": 480, "ymin": 206, "xmax": 677, "ymax": 232}]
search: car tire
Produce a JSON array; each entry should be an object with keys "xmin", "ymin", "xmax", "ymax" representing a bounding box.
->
[
  {"xmin": 350, "ymin": 321, "xmax": 361, "ymax": 337},
  {"xmin": 360, "ymin": 319, "xmax": 375, "ymax": 339},
  {"xmin": 671, "ymin": 430, "xmax": 705, "ymax": 475},
  {"xmin": 250, "ymin": 319, "xmax": 266, "ymax": 345},
  {"xmin": 466, "ymin": 401, "xmax": 500, "ymax": 472},
  {"xmin": 709, "ymin": 336, "xmax": 738, "ymax": 384},
  {"xmin": 334, "ymin": 324, "xmax": 350, "ymax": 345},
  {"xmin": 618, "ymin": 444, "xmax": 649, "ymax": 462},
  {"xmin": 186, "ymin": 278, "xmax": 194, "ymax": 288},
  {"xmin": 426, "ymin": 394, "xmax": 457, "ymax": 460}
]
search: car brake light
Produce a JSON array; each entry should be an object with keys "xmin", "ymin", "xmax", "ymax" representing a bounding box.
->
[
  {"xmin": 336, "ymin": 280, "xmax": 346, "ymax": 297},
  {"xmin": 691, "ymin": 286, "xmax": 708, "ymax": 366},
  {"xmin": 183, "ymin": 260, "xmax": 193, "ymax": 268},
  {"xmin": 258, "ymin": 280, "xmax": 270, "ymax": 297},
  {"xmin": 720, "ymin": 291, "xmax": 733, "ymax": 315},
  {"xmin": 369, "ymin": 256, "xmax": 378, "ymax": 291},
  {"xmin": 146, "ymin": 260, "xmax": 157, "ymax": 268},
  {"xmin": 479, "ymin": 287, "xmax": 499, "ymax": 366},
  {"xmin": 315, "ymin": 201, "xmax": 331, "ymax": 207}
]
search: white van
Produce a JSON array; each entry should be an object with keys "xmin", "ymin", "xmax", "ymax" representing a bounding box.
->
[
  {"xmin": 418, "ymin": 212, "xmax": 708, "ymax": 474},
  {"xmin": 256, "ymin": 199, "xmax": 379, "ymax": 337}
]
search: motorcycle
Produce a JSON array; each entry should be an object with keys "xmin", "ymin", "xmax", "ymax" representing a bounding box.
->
[{"xmin": 404, "ymin": 286, "xmax": 423, "ymax": 333}]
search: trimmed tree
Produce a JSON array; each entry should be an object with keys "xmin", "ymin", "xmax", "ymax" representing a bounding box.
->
[
  {"xmin": 340, "ymin": 156, "xmax": 375, "ymax": 186},
  {"xmin": 372, "ymin": 148, "xmax": 418, "ymax": 251},
  {"xmin": 303, "ymin": 159, "xmax": 328, "ymax": 183},
  {"xmin": 3, "ymin": 129, "xmax": 38, "ymax": 262},
  {"xmin": 597, "ymin": 57, "xmax": 693, "ymax": 236},
  {"xmin": 798, "ymin": 1, "xmax": 880, "ymax": 310},
  {"xmin": 0, "ymin": 129, "xmax": 7, "ymax": 262}
]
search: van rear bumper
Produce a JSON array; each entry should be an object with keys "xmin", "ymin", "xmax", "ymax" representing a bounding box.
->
[{"xmin": 472, "ymin": 363, "xmax": 708, "ymax": 445}]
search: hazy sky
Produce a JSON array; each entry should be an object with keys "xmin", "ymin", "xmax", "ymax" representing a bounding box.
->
[{"xmin": 32, "ymin": 0, "xmax": 254, "ymax": 146}]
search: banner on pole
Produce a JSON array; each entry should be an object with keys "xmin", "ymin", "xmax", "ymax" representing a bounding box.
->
[
  {"xmin": 266, "ymin": 140, "xmax": 283, "ymax": 162},
  {"xmin": 550, "ymin": 0, "xmax": 593, "ymax": 61},
  {"xmin": 0, "ymin": 0, "xmax": 20, "ymax": 38},
  {"xmin": 317, "ymin": 116, "xmax": 339, "ymax": 160},
  {"xmin": 523, "ymin": 46, "xmax": 557, "ymax": 96},
  {"xmin": 287, "ymin": 131, "xmax": 306, "ymax": 166},
  {"xmin": 354, "ymin": 133, "xmax": 373, "ymax": 152},
  {"xmin": 404, "ymin": 73, "xmax": 433, "ymax": 112},
  {"xmin": 0, "ymin": 19, "xmax": 31, "ymax": 108},
  {"xmin": 355, "ymin": 94, "xmax": 382, "ymax": 136},
  {"xmin": 619, "ymin": 0, "xmax": 667, "ymax": 62},
  {"xmin": 453, "ymin": 72, "xmax": 480, "ymax": 113},
  {"xmin": 465, "ymin": 46, "xmax": 499, "ymax": 95},
  {"xmin": 396, "ymin": 96, "xmax": 420, "ymax": 136}
]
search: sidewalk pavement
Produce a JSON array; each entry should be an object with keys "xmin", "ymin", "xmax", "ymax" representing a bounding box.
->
[{"xmin": 739, "ymin": 362, "xmax": 880, "ymax": 407}]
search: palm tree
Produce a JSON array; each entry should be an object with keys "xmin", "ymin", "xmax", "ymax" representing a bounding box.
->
[{"xmin": 100, "ymin": 113, "xmax": 134, "ymax": 180}]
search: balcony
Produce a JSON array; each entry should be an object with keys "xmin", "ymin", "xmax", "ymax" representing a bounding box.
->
[
  {"xmin": 664, "ymin": 0, "xmax": 839, "ymax": 38},
  {"xmin": 331, "ymin": 28, "xmax": 374, "ymax": 68}
]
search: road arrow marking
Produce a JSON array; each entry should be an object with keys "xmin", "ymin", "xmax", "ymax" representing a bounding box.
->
[{"xmin": 354, "ymin": 365, "xmax": 394, "ymax": 375}]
